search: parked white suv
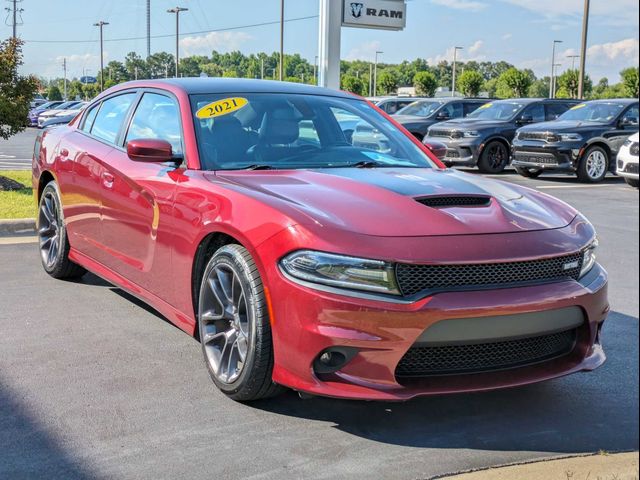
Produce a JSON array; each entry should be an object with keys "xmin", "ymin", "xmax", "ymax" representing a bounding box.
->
[{"xmin": 617, "ymin": 132, "xmax": 639, "ymax": 188}]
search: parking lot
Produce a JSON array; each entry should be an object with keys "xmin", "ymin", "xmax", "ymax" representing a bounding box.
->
[{"xmin": 1, "ymin": 131, "xmax": 638, "ymax": 479}]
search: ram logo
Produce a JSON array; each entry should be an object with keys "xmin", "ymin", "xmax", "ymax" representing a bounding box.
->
[{"xmin": 350, "ymin": 2, "xmax": 364, "ymax": 18}]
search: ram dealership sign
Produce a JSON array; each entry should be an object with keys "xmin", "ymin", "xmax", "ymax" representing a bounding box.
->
[{"xmin": 342, "ymin": 0, "xmax": 407, "ymax": 30}]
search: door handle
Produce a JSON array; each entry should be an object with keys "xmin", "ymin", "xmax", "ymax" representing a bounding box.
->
[
  {"xmin": 59, "ymin": 148, "xmax": 69, "ymax": 158},
  {"xmin": 102, "ymin": 172, "xmax": 115, "ymax": 189}
]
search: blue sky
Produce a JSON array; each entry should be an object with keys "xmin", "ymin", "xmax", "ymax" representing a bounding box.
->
[{"xmin": 5, "ymin": 0, "xmax": 639, "ymax": 83}]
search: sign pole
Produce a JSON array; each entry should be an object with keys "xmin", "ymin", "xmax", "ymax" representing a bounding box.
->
[{"xmin": 318, "ymin": 0, "xmax": 342, "ymax": 89}]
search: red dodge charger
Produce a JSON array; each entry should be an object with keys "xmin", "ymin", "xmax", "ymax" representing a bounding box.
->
[{"xmin": 33, "ymin": 79, "xmax": 608, "ymax": 401}]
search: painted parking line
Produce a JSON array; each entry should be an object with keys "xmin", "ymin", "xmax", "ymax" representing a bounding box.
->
[
  {"xmin": 536, "ymin": 184, "xmax": 620, "ymax": 189},
  {"xmin": 0, "ymin": 236, "xmax": 38, "ymax": 245}
]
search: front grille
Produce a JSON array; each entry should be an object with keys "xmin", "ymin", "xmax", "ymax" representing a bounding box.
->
[
  {"xmin": 396, "ymin": 252, "xmax": 583, "ymax": 297},
  {"xmin": 416, "ymin": 195, "xmax": 491, "ymax": 208},
  {"xmin": 518, "ymin": 131, "xmax": 559, "ymax": 143},
  {"xmin": 395, "ymin": 329, "xmax": 577, "ymax": 377},
  {"xmin": 429, "ymin": 129, "xmax": 452, "ymax": 138},
  {"xmin": 514, "ymin": 152, "xmax": 559, "ymax": 165},
  {"xmin": 624, "ymin": 163, "xmax": 639, "ymax": 174},
  {"xmin": 630, "ymin": 143, "xmax": 639, "ymax": 156}
]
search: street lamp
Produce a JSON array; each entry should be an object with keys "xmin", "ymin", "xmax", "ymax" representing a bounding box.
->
[
  {"xmin": 374, "ymin": 50, "xmax": 383, "ymax": 96},
  {"xmin": 552, "ymin": 63, "xmax": 562, "ymax": 98},
  {"xmin": 93, "ymin": 21, "xmax": 109, "ymax": 91},
  {"xmin": 567, "ymin": 55, "xmax": 580, "ymax": 70},
  {"xmin": 167, "ymin": 6, "xmax": 188, "ymax": 78},
  {"xmin": 451, "ymin": 46, "xmax": 463, "ymax": 97},
  {"xmin": 550, "ymin": 40, "xmax": 563, "ymax": 98},
  {"xmin": 279, "ymin": 0, "xmax": 285, "ymax": 81},
  {"xmin": 578, "ymin": 0, "xmax": 590, "ymax": 99}
]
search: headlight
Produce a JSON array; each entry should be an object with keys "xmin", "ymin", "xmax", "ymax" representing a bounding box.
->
[
  {"xmin": 280, "ymin": 250, "xmax": 400, "ymax": 295},
  {"xmin": 463, "ymin": 131, "xmax": 481, "ymax": 138},
  {"xmin": 560, "ymin": 133, "xmax": 583, "ymax": 142},
  {"xmin": 580, "ymin": 239, "xmax": 598, "ymax": 278}
]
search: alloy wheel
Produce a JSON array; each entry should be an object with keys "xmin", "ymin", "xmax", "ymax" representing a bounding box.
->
[
  {"xmin": 199, "ymin": 263, "xmax": 251, "ymax": 384},
  {"xmin": 586, "ymin": 150, "xmax": 607, "ymax": 180},
  {"xmin": 38, "ymin": 191, "xmax": 62, "ymax": 269},
  {"xmin": 488, "ymin": 144, "xmax": 507, "ymax": 170}
]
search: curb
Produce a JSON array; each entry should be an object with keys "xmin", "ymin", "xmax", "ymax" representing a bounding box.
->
[{"xmin": 0, "ymin": 218, "xmax": 36, "ymax": 235}]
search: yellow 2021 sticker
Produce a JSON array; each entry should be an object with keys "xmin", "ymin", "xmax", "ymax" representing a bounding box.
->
[
  {"xmin": 196, "ymin": 97, "xmax": 248, "ymax": 119},
  {"xmin": 571, "ymin": 103, "xmax": 587, "ymax": 110},
  {"xmin": 478, "ymin": 102, "xmax": 493, "ymax": 109}
]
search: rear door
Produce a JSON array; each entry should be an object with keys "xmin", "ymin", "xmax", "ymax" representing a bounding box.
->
[{"xmin": 99, "ymin": 90, "xmax": 184, "ymax": 297}]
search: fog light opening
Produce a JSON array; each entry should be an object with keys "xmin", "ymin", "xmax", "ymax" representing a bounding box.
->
[{"xmin": 313, "ymin": 347, "xmax": 358, "ymax": 375}]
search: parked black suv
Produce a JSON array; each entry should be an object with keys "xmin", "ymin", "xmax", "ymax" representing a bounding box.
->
[
  {"xmin": 375, "ymin": 97, "xmax": 421, "ymax": 115},
  {"xmin": 425, "ymin": 98, "xmax": 578, "ymax": 173},
  {"xmin": 512, "ymin": 99, "xmax": 640, "ymax": 182},
  {"xmin": 393, "ymin": 97, "xmax": 489, "ymax": 140}
]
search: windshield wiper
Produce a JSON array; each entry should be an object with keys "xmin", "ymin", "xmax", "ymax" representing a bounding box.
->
[
  {"xmin": 346, "ymin": 160, "xmax": 383, "ymax": 168},
  {"xmin": 243, "ymin": 164, "xmax": 274, "ymax": 171}
]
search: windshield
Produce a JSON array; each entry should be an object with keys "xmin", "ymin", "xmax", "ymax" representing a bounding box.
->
[
  {"xmin": 558, "ymin": 102, "xmax": 626, "ymax": 123},
  {"xmin": 190, "ymin": 93, "xmax": 435, "ymax": 171},
  {"xmin": 54, "ymin": 102, "xmax": 75, "ymax": 110},
  {"xmin": 396, "ymin": 100, "xmax": 442, "ymax": 117},
  {"xmin": 467, "ymin": 102, "xmax": 524, "ymax": 120}
]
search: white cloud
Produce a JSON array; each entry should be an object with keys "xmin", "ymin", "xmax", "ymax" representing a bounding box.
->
[
  {"xmin": 50, "ymin": 53, "xmax": 105, "ymax": 79},
  {"xmin": 468, "ymin": 40, "xmax": 484, "ymax": 55},
  {"xmin": 179, "ymin": 31, "xmax": 252, "ymax": 56},
  {"xmin": 345, "ymin": 41, "xmax": 383, "ymax": 61},
  {"xmin": 502, "ymin": 33, "xmax": 513, "ymax": 40},
  {"xmin": 500, "ymin": 0, "xmax": 639, "ymax": 27},
  {"xmin": 427, "ymin": 40, "xmax": 487, "ymax": 65},
  {"xmin": 431, "ymin": 0, "xmax": 487, "ymax": 12}
]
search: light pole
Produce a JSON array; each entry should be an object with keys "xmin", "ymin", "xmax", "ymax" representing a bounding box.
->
[
  {"xmin": 567, "ymin": 55, "xmax": 580, "ymax": 70},
  {"xmin": 279, "ymin": 0, "xmax": 285, "ymax": 81},
  {"xmin": 552, "ymin": 63, "xmax": 562, "ymax": 98},
  {"xmin": 373, "ymin": 51, "xmax": 383, "ymax": 96},
  {"xmin": 550, "ymin": 40, "xmax": 563, "ymax": 98},
  {"xmin": 313, "ymin": 55, "xmax": 318, "ymax": 85},
  {"xmin": 93, "ymin": 21, "xmax": 109, "ymax": 91},
  {"xmin": 167, "ymin": 6, "xmax": 188, "ymax": 78},
  {"xmin": 578, "ymin": 0, "xmax": 590, "ymax": 99},
  {"xmin": 451, "ymin": 46, "xmax": 463, "ymax": 97}
]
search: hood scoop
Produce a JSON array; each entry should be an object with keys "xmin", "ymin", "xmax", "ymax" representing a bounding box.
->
[{"xmin": 416, "ymin": 195, "xmax": 492, "ymax": 209}]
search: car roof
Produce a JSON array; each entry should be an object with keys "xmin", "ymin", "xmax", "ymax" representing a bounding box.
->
[
  {"xmin": 578, "ymin": 98, "xmax": 638, "ymax": 105},
  {"xmin": 111, "ymin": 78, "xmax": 356, "ymax": 100},
  {"xmin": 492, "ymin": 98, "xmax": 578, "ymax": 104}
]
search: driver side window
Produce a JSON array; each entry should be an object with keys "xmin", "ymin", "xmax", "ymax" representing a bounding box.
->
[
  {"xmin": 621, "ymin": 106, "xmax": 639, "ymax": 127},
  {"xmin": 521, "ymin": 104, "xmax": 545, "ymax": 123},
  {"xmin": 125, "ymin": 93, "xmax": 183, "ymax": 156}
]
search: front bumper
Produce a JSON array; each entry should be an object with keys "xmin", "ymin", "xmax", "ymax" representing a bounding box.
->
[
  {"xmin": 426, "ymin": 136, "xmax": 482, "ymax": 167},
  {"xmin": 257, "ymin": 227, "xmax": 609, "ymax": 401},
  {"xmin": 616, "ymin": 152, "xmax": 639, "ymax": 180},
  {"xmin": 511, "ymin": 141, "xmax": 582, "ymax": 172}
]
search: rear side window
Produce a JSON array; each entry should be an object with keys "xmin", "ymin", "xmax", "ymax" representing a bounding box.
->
[
  {"xmin": 546, "ymin": 103, "xmax": 570, "ymax": 121},
  {"xmin": 81, "ymin": 104, "xmax": 100, "ymax": 133},
  {"xmin": 90, "ymin": 93, "xmax": 137, "ymax": 144},
  {"xmin": 125, "ymin": 92, "xmax": 183, "ymax": 155},
  {"xmin": 463, "ymin": 102, "xmax": 484, "ymax": 116},
  {"xmin": 440, "ymin": 102, "xmax": 463, "ymax": 119},
  {"xmin": 521, "ymin": 103, "xmax": 545, "ymax": 123}
]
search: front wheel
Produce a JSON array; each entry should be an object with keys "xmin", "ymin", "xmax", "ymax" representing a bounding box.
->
[
  {"xmin": 625, "ymin": 177, "xmax": 639, "ymax": 188},
  {"xmin": 515, "ymin": 166, "xmax": 543, "ymax": 178},
  {"xmin": 577, "ymin": 146, "xmax": 609, "ymax": 183},
  {"xmin": 198, "ymin": 244, "xmax": 284, "ymax": 401},
  {"xmin": 37, "ymin": 182, "xmax": 86, "ymax": 279},
  {"xmin": 478, "ymin": 141, "xmax": 509, "ymax": 173}
]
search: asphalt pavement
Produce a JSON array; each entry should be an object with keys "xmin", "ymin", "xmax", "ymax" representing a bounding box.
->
[
  {"xmin": 0, "ymin": 166, "xmax": 638, "ymax": 479},
  {"xmin": 0, "ymin": 128, "xmax": 38, "ymax": 170}
]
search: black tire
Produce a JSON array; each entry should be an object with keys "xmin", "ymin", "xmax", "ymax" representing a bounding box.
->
[
  {"xmin": 37, "ymin": 181, "xmax": 86, "ymax": 279},
  {"xmin": 198, "ymin": 244, "xmax": 284, "ymax": 401},
  {"xmin": 478, "ymin": 141, "xmax": 510, "ymax": 173},
  {"xmin": 515, "ymin": 166, "xmax": 543, "ymax": 178},
  {"xmin": 625, "ymin": 177, "xmax": 639, "ymax": 188},
  {"xmin": 577, "ymin": 145, "xmax": 609, "ymax": 183}
]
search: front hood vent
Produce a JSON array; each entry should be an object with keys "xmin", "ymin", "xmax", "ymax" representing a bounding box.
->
[{"xmin": 416, "ymin": 195, "xmax": 491, "ymax": 208}]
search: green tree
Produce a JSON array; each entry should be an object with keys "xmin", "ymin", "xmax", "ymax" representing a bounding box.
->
[
  {"xmin": 457, "ymin": 70, "xmax": 484, "ymax": 97},
  {"xmin": 377, "ymin": 70, "xmax": 398, "ymax": 95},
  {"xmin": 413, "ymin": 71, "xmax": 438, "ymax": 96},
  {"xmin": 0, "ymin": 38, "xmax": 38, "ymax": 139},
  {"xmin": 341, "ymin": 75, "xmax": 366, "ymax": 96},
  {"xmin": 620, "ymin": 67, "xmax": 639, "ymax": 98},
  {"xmin": 528, "ymin": 78, "xmax": 550, "ymax": 98},
  {"xmin": 496, "ymin": 68, "xmax": 533, "ymax": 98},
  {"xmin": 47, "ymin": 85, "xmax": 63, "ymax": 101},
  {"xmin": 556, "ymin": 69, "xmax": 592, "ymax": 99}
]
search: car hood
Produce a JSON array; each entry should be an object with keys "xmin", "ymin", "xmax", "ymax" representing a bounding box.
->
[
  {"xmin": 434, "ymin": 118, "xmax": 509, "ymax": 130},
  {"xmin": 214, "ymin": 168, "xmax": 576, "ymax": 237},
  {"xmin": 518, "ymin": 120, "xmax": 607, "ymax": 132},
  {"xmin": 394, "ymin": 115, "xmax": 434, "ymax": 126}
]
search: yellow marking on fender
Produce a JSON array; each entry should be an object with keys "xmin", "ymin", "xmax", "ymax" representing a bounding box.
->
[{"xmin": 196, "ymin": 97, "xmax": 248, "ymax": 119}]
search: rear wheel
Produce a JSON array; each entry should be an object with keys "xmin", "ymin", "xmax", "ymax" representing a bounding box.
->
[
  {"xmin": 478, "ymin": 141, "xmax": 509, "ymax": 173},
  {"xmin": 198, "ymin": 244, "xmax": 284, "ymax": 401},
  {"xmin": 577, "ymin": 146, "xmax": 609, "ymax": 183},
  {"xmin": 37, "ymin": 182, "xmax": 86, "ymax": 279},
  {"xmin": 625, "ymin": 177, "xmax": 639, "ymax": 188},
  {"xmin": 515, "ymin": 166, "xmax": 543, "ymax": 178}
]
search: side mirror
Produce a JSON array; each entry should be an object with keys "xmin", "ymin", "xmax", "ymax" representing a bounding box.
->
[
  {"xmin": 619, "ymin": 117, "xmax": 638, "ymax": 128},
  {"xmin": 126, "ymin": 139, "xmax": 174, "ymax": 163},
  {"xmin": 436, "ymin": 113, "xmax": 450, "ymax": 121},
  {"xmin": 517, "ymin": 115, "xmax": 534, "ymax": 125}
]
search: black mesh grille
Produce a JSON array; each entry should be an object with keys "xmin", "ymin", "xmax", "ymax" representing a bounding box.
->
[
  {"xmin": 396, "ymin": 252, "xmax": 583, "ymax": 296},
  {"xmin": 395, "ymin": 329, "xmax": 577, "ymax": 377},
  {"xmin": 416, "ymin": 196, "xmax": 491, "ymax": 208},
  {"xmin": 514, "ymin": 152, "xmax": 559, "ymax": 165},
  {"xmin": 518, "ymin": 132, "xmax": 560, "ymax": 143},
  {"xmin": 625, "ymin": 163, "xmax": 639, "ymax": 174},
  {"xmin": 429, "ymin": 129, "xmax": 452, "ymax": 138}
]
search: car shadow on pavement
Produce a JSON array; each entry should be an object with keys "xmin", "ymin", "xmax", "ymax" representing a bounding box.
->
[
  {"xmin": 0, "ymin": 378, "xmax": 95, "ymax": 479},
  {"xmin": 252, "ymin": 311, "xmax": 639, "ymax": 454}
]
